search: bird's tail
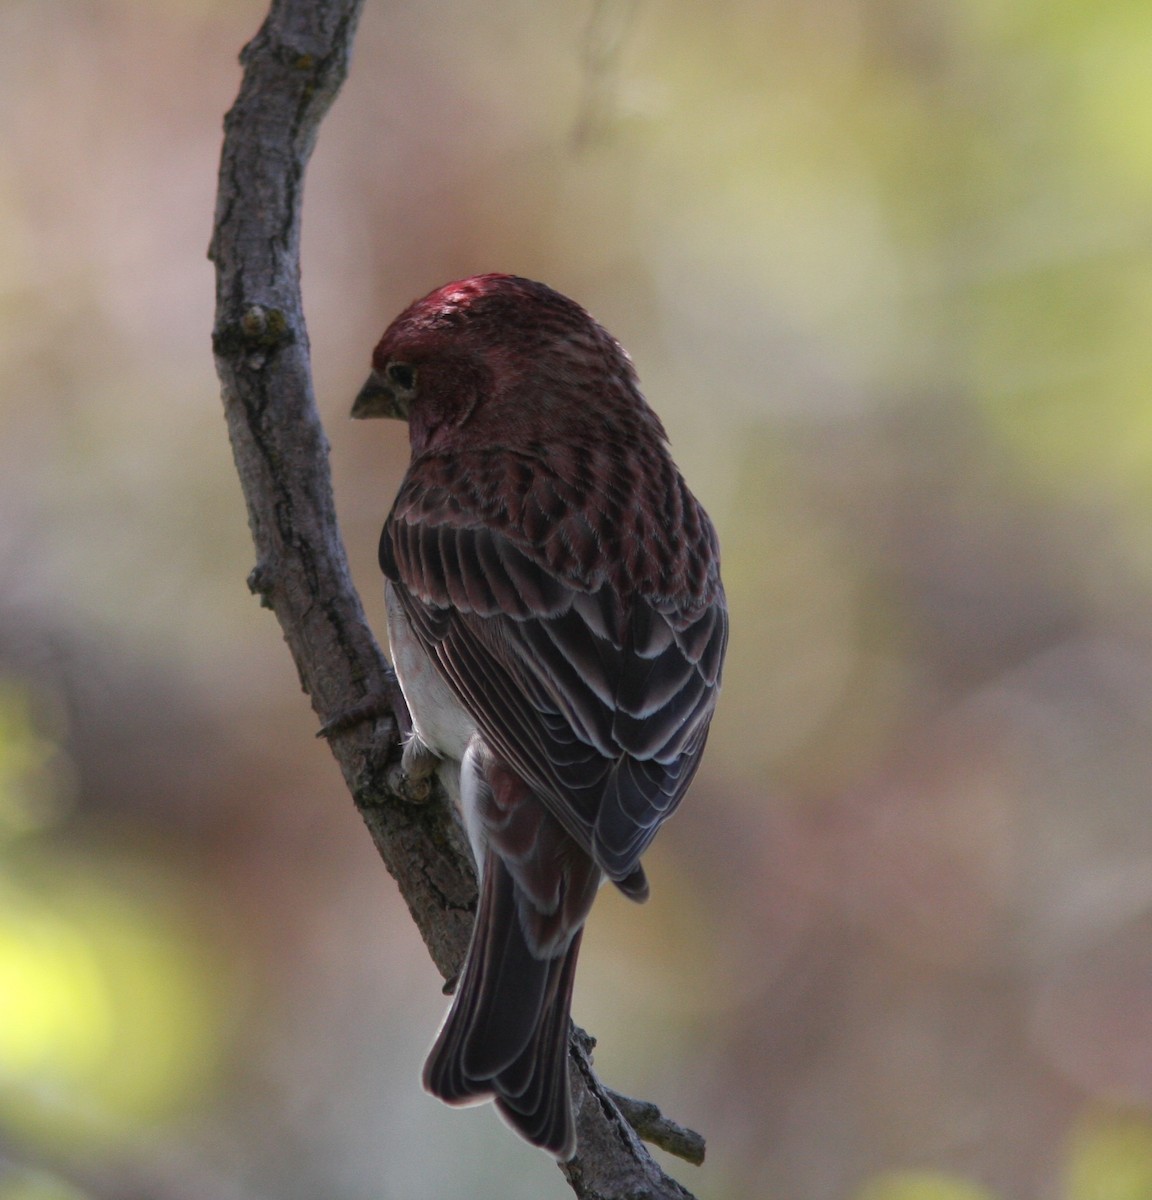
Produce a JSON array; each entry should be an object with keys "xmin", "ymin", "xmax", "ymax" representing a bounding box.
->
[{"xmin": 423, "ymin": 849, "xmax": 583, "ymax": 1159}]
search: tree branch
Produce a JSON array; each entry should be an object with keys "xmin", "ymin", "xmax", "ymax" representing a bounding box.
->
[{"xmin": 208, "ymin": 3, "xmax": 702, "ymax": 1196}]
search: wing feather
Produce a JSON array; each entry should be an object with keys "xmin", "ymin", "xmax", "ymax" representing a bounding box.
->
[{"xmin": 383, "ymin": 471, "xmax": 727, "ymax": 882}]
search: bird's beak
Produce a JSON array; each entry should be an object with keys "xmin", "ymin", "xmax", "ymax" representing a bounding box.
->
[{"xmin": 351, "ymin": 373, "xmax": 408, "ymax": 420}]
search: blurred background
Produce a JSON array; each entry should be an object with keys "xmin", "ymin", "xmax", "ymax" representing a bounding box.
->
[{"xmin": 2, "ymin": 1, "xmax": 1152, "ymax": 1197}]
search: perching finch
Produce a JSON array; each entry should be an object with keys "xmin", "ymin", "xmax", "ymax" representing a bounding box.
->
[{"xmin": 352, "ymin": 274, "xmax": 727, "ymax": 1159}]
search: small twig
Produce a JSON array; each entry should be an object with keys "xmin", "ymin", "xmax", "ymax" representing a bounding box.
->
[
  {"xmin": 573, "ymin": 0, "xmax": 642, "ymax": 147},
  {"xmin": 605, "ymin": 1089, "xmax": 706, "ymax": 1167}
]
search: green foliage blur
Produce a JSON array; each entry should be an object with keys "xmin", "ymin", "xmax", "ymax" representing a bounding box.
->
[{"xmin": 1, "ymin": 0, "xmax": 1151, "ymax": 1197}]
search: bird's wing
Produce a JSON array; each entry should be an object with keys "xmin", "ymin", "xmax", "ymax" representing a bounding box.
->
[{"xmin": 382, "ymin": 471, "xmax": 727, "ymax": 882}]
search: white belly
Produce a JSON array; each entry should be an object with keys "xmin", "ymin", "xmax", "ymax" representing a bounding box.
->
[{"xmin": 385, "ymin": 581, "xmax": 476, "ymax": 763}]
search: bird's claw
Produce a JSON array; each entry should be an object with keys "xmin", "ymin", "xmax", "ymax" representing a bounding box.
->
[{"xmin": 397, "ymin": 735, "xmax": 440, "ymax": 802}]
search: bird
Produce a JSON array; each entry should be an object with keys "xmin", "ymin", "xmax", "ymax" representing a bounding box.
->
[{"xmin": 352, "ymin": 273, "xmax": 727, "ymax": 1159}]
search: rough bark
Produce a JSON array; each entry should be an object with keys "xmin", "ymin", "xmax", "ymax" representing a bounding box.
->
[{"xmin": 209, "ymin": 3, "xmax": 701, "ymax": 1196}]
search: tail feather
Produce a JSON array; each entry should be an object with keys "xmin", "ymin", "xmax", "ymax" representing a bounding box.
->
[
  {"xmin": 461, "ymin": 852, "xmax": 551, "ymax": 1080},
  {"xmin": 494, "ymin": 929, "xmax": 582, "ymax": 1154},
  {"xmin": 423, "ymin": 852, "xmax": 581, "ymax": 1160}
]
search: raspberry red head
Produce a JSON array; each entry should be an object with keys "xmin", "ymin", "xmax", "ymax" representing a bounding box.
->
[
  {"xmin": 370, "ymin": 274, "xmax": 639, "ymax": 385},
  {"xmin": 354, "ymin": 273, "xmax": 663, "ymax": 458}
]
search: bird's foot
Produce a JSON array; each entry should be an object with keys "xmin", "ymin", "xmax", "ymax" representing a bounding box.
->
[{"xmin": 397, "ymin": 734, "xmax": 440, "ymax": 803}]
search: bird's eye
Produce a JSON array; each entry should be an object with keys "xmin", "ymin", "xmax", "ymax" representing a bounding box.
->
[{"xmin": 386, "ymin": 362, "xmax": 416, "ymax": 390}]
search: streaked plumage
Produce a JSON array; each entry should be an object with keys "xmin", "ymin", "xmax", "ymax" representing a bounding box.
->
[{"xmin": 354, "ymin": 274, "xmax": 727, "ymax": 1158}]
